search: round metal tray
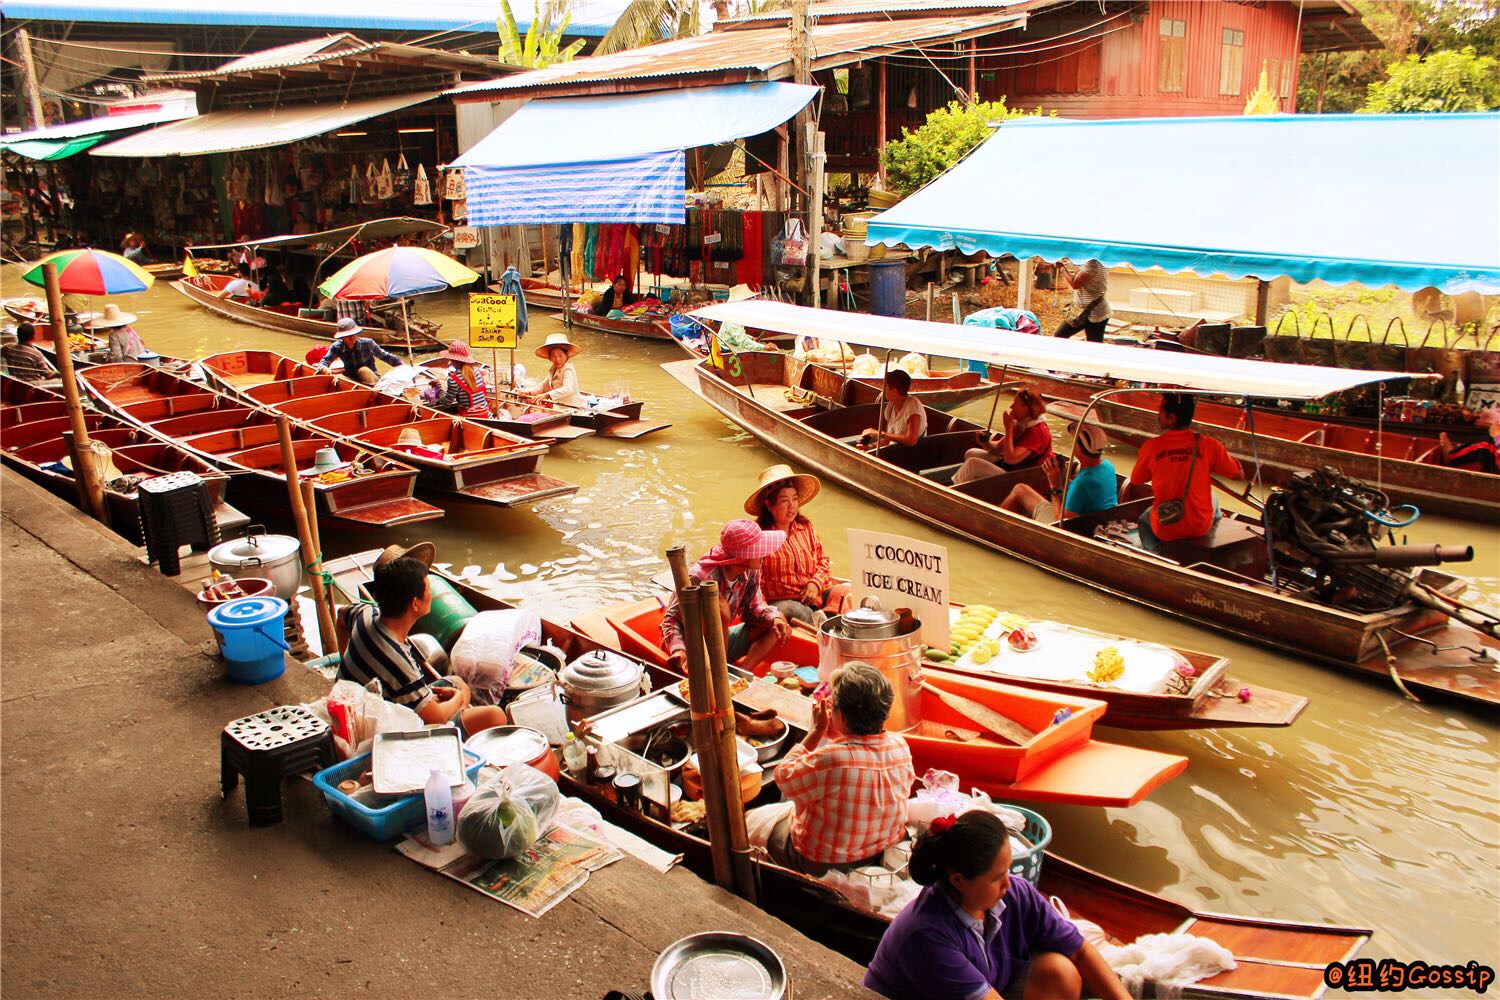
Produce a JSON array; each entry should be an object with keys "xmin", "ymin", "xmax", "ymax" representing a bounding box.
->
[{"xmin": 650, "ymin": 932, "xmax": 787, "ymax": 1000}]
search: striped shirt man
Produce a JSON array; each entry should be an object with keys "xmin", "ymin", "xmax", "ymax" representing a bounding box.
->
[{"xmin": 337, "ymin": 603, "xmax": 434, "ymax": 710}]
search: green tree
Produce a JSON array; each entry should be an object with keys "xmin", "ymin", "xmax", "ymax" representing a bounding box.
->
[
  {"xmin": 881, "ymin": 100, "xmax": 1043, "ymax": 196},
  {"xmin": 1362, "ymin": 46, "xmax": 1500, "ymax": 111},
  {"xmin": 498, "ymin": 0, "xmax": 586, "ymax": 67},
  {"xmin": 594, "ymin": 0, "xmax": 703, "ymax": 55}
]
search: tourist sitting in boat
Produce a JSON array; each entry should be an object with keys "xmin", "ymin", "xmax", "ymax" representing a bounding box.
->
[
  {"xmin": 1437, "ymin": 410, "xmax": 1499, "ymax": 474},
  {"xmin": 313, "ymin": 319, "xmax": 404, "ymax": 386},
  {"xmin": 1, "ymin": 323, "xmax": 57, "ymax": 383},
  {"xmin": 433, "ymin": 341, "xmax": 492, "ymax": 419},
  {"xmin": 862, "ymin": 369, "xmax": 927, "ymax": 449},
  {"xmin": 592, "ymin": 274, "xmax": 637, "ymax": 317},
  {"xmin": 528, "ymin": 332, "xmax": 584, "ymax": 408},
  {"xmin": 1121, "ymin": 393, "xmax": 1243, "ymax": 553},
  {"xmin": 1000, "ymin": 423, "xmax": 1117, "ymax": 521},
  {"xmin": 334, "ymin": 543, "xmax": 466, "ymax": 725},
  {"xmin": 218, "ymin": 263, "xmax": 261, "ymax": 302},
  {"xmin": 747, "ymin": 464, "xmax": 851, "ymax": 626},
  {"xmin": 120, "ymin": 232, "xmax": 151, "ymax": 264},
  {"xmin": 864, "ymin": 810, "xmax": 1129, "ymax": 1000},
  {"xmin": 81, "ymin": 304, "xmax": 147, "ymax": 363},
  {"xmin": 758, "ymin": 662, "xmax": 915, "ymax": 877},
  {"xmin": 259, "ymin": 263, "xmax": 297, "ymax": 309},
  {"xmin": 660, "ymin": 518, "xmax": 791, "ymax": 674},
  {"xmin": 954, "ymin": 388, "xmax": 1053, "ymax": 485}
]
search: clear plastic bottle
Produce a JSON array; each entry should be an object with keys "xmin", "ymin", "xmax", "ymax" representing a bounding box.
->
[
  {"xmin": 424, "ymin": 767, "xmax": 454, "ymax": 846},
  {"xmin": 562, "ymin": 732, "xmax": 587, "ymax": 775}
]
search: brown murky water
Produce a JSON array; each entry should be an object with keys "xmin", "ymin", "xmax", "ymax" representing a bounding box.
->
[{"xmin": 14, "ymin": 271, "xmax": 1498, "ymax": 968}]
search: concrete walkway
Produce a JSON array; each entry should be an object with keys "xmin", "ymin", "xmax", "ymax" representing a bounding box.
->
[{"xmin": 1, "ymin": 469, "xmax": 875, "ymax": 999}]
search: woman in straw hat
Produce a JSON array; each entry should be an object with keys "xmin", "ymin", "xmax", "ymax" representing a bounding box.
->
[
  {"xmin": 526, "ymin": 332, "xmax": 584, "ymax": 409},
  {"xmin": 432, "ymin": 340, "xmax": 492, "ymax": 419},
  {"xmin": 748, "ymin": 464, "xmax": 850, "ymax": 626},
  {"xmin": 79, "ymin": 303, "xmax": 147, "ymax": 363},
  {"xmin": 659, "ymin": 519, "xmax": 792, "ymax": 675}
]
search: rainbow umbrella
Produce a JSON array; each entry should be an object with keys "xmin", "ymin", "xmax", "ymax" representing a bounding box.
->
[
  {"xmin": 22, "ymin": 248, "xmax": 154, "ymax": 295},
  {"xmin": 317, "ymin": 246, "xmax": 478, "ymax": 301}
]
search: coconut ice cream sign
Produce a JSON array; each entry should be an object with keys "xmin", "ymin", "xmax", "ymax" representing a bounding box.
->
[{"xmin": 847, "ymin": 529, "xmax": 950, "ymax": 648}]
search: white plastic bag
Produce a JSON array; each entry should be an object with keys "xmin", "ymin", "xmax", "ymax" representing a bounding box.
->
[
  {"xmin": 449, "ymin": 609, "xmax": 542, "ymax": 702},
  {"xmin": 456, "ymin": 762, "xmax": 560, "ymax": 859},
  {"xmin": 850, "ymin": 352, "xmax": 882, "ymax": 377},
  {"xmin": 306, "ymin": 678, "xmax": 423, "ymax": 759},
  {"xmin": 896, "ymin": 352, "xmax": 929, "ymax": 377},
  {"xmin": 907, "ymin": 769, "xmax": 975, "ymax": 827}
]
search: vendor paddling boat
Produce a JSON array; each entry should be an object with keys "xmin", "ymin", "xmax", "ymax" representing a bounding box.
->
[
  {"xmin": 78, "ymin": 363, "xmax": 443, "ymax": 529},
  {"xmin": 666, "ymin": 302, "xmax": 1500, "ymax": 709},
  {"xmin": 198, "ymin": 350, "xmax": 577, "ymax": 509},
  {"xmin": 0, "ymin": 374, "xmax": 244, "ymax": 542},
  {"xmin": 320, "ymin": 549, "xmax": 1371, "ymax": 995}
]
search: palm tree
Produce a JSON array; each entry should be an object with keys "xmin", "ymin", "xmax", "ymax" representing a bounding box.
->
[
  {"xmin": 594, "ymin": 0, "xmax": 704, "ymax": 55},
  {"xmin": 498, "ymin": 0, "xmax": 587, "ymax": 67}
]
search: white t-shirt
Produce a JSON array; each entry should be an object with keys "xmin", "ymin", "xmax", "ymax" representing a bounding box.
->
[
  {"xmin": 884, "ymin": 393, "xmax": 927, "ymax": 441},
  {"xmin": 223, "ymin": 278, "xmax": 260, "ymax": 298}
]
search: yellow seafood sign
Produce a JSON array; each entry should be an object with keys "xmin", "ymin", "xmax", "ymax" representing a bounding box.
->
[{"xmin": 468, "ymin": 293, "xmax": 518, "ymax": 349}]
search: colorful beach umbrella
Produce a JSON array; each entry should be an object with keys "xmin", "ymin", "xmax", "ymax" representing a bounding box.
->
[
  {"xmin": 317, "ymin": 246, "xmax": 478, "ymax": 301},
  {"xmin": 21, "ymin": 248, "xmax": 154, "ymax": 295}
]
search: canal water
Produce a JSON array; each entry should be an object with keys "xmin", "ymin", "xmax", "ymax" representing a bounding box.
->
[{"xmin": 22, "ymin": 273, "xmax": 1500, "ymax": 966}]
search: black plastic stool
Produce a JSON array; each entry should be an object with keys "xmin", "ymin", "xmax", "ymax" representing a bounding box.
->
[
  {"xmin": 139, "ymin": 471, "xmax": 218, "ymax": 576},
  {"xmin": 220, "ymin": 705, "xmax": 336, "ymax": 826}
]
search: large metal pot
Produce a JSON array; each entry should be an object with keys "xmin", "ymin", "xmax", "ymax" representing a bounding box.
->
[
  {"xmin": 558, "ymin": 648, "xmax": 645, "ymax": 725},
  {"xmin": 207, "ymin": 525, "xmax": 302, "ymax": 600},
  {"xmin": 839, "ymin": 596, "xmax": 903, "ymax": 639},
  {"xmin": 818, "ymin": 610, "xmax": 924, "ymax": 732}
]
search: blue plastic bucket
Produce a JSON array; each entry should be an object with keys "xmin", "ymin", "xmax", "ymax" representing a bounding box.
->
[
  {"xmin": 668, "ymin": 314, "xmax": 699, "ymax": 339},
  {"xmin": 868, "ymin": 260, "xmax": 907, "ymax": 318},
  {"xmin": 208, "ymin": 596, "xmax": 290, "ymax": 684}
]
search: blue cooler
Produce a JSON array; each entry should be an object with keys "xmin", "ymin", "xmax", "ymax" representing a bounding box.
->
[{"xmin": 208, "ymin": 596, "xmax": 290, "ymax": 684}]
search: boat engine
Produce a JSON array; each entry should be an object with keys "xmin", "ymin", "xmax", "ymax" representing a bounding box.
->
[{"xmin": 1262, "ymin": 468, "xmax": 1496, "ymax": 637}]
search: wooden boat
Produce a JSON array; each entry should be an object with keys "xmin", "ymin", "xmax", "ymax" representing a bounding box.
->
[
  {"xmin": 572, "ymin": 595, "xmax": 1306, "ymax": 732},
  {"xmin": 142, "ymin": 261, "xmax": 184, "ymax": 281},
  {"xmin": 321, "ymin": 549, "xmax": 1372, "ymax": 995},
  {"xmin": 0, "ymin": 375, "xmax": 244, "ymax": 543},
  {"xmin": 1007, "ymin": 368, "xmax": 1500, "ymax": 524},
  {"xmin": 663, "ymin": 354, "xmax": 1500, "ymax": 709},
  {"xmin": 78, "ymin": 364, "xmax": 443, "ymax": 529},
  {"xmin": 170, "ymin": 274, "xmax": 443, "ymax": 351},
  {"xmin": 198, "ymin": 350, "xmax": 577, "ymax": 509}
]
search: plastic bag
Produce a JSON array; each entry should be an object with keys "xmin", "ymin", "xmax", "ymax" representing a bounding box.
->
[
  {"xmin": 907, "ymin": 768, "xmax": 975, "ymax": 827},
  {"xmin": 449, "ymin": 609, "xmax": 542, "ymax": 703},
  {"xmin": 896, "ymin": 352, "xmax": 929, "ymax": 378},
  {"xmin": 850, "ymin": 352, "xmax": 882, "ymax": 377},
  {"xmin": 306, "ymin": 678, "xmax": 423, "ymax": 759},
  {"xmin": 779, "ymin": 218, "xmax": 808, "ymax": 266},
  {"xmin": 457, "ymin": 762, "xmax": 560, "ymax": 859}
]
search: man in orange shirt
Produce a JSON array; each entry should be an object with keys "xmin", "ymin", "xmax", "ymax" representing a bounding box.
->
[{"xmin": 1121, "ymin": 393, "xmax": 1242, "ymax": 552}]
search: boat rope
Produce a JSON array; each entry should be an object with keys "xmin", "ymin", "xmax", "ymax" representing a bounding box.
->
[{"xmin": 1374, "ymin": 631, "xmax": 1421, "ymax": 702}]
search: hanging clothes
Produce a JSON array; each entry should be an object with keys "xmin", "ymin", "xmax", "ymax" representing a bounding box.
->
[
  {"xmin": 622, "ymin": 225, "xmax": 642, "ymax": 292},
  {"xmin": 498, "ymin": 265, "xmax": 529, "ymax": 339},
  {"xmin": 570, "ymin": 223, "xmax": 585, "ymax": 287},
  {"xmin": 557, "ymin": 224, "xmax": 573, "ymax": 288},
  {"xmin": 413, "ymin": 163, "xmax": 433, "ymax": 206},
  {"xmin": 582, "ymin": 224, "xmax": 600, "ymax": 280},
  {"xmin": 739, "ymin": 212, "xmax": 764, "ymax": 287}
]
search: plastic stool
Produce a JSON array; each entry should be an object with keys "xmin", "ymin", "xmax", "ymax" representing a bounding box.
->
[
  {"xmin": 139, "ymin": 471, "xmax": 218, "ymax": 576},
  {"xmin": 220, "ymin": 705, "xmax": 336, "ymax": 826}
]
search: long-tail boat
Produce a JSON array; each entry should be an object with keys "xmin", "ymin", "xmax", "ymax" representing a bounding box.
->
[
  {"xmin": 78, "ymin": 364, "xmax": 442, "ymax": 529},
  {"xmin": 0, "ymin": 375, "xmax": 244, "ymax": 542},
  {"xmin": 198, "ymin": 350, "xmax": 577, "ymax": 509},
  {"xmin": 572, "ymin": 595, "xmax": 1307, "ymax": 731},
  {"xmin": 513, "ymin": 281, "xmax": 677, "ymax": 341},
  {"xmin": 320, "ymin": 548, "xmax": 1373, "ymax": 996},
  {"xmin": 663, "ymin": 301, "xmax": 1500, "ymax": 709}
]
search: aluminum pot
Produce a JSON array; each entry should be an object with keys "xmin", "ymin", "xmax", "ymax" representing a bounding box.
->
[
  {"xmin": 839, "ymin": 596, "xmax": 902, "ymax": 640},
  {"xmin": 818, "ymin": 613, "xmax": 923, "ymax": 732},
  {"xmin": 207, "ymin": 525, "xmax": 302, "ymax": 600},
  {"xmin": 558, "ymin": 648, "xmax": 645, "ymax": 725}
]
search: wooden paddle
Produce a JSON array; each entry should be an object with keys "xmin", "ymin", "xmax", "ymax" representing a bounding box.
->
[{"xmin": 920, "ymin": 681, "xmax": 1038, "ymax": 746}]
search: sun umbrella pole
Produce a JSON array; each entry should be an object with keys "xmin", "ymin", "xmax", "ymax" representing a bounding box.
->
[
  {"xmin": 403, "ymin": 298, "xmax": 414, "ymax": 364},
  {"xmin": 276, "ymin": 416, "xmax": 337, "ymax": 651},
  {"xmin": 43, "ymin": 262, "xmax": 106, "ymax": 524}
]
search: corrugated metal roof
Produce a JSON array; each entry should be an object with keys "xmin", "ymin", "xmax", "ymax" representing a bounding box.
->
[
  {"xmin": 449, "ymin": 12, "xmax": 1028, "ymax": 99},
  {"xmin": 142, "ymin": 36, "xmax": 498, "ymax": 85},
  {"xmin": 714, "ymin": 0, "xmax": 1036, "ymax": 30},
  {"xmin": 0, "ymin": 101, "xmax": 195, "ymax": 144}
]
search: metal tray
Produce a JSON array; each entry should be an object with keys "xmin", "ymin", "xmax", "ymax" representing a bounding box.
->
[
  {"xmin": 371, "ymin": 726, "xmax": 465, "ymax": 796},
  {"xmin": 650, "ymin": 932, "xmax": 787, "ymax": 1000}
]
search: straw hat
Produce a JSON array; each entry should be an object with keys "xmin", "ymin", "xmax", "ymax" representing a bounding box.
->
[
  {"xmin": 78, "ymin": 303, "xmax": 137, "ymax": 330},
  {"xmin": 333, "ymin": 318, "xmax": 362, "ymax": 340},
  {"xmin": 534, "ymin": 332, "xmax": 580, "ymax": 361},
  {"xmin": 396, "ymin": 428, "xmax": 425, "ymax": 448},
  {"xmin": 311, "ymin": 447, "xmax": 344, "ymax": 473},
  {"xmin": 744, "ymin": 464, "xmax": 821, "ymax": 515},
  {"xmin": 435, "ymin": 340, "xmax": 479, "ymax": 365},
  {"xmin": 376, "ymin": 541, "xmax": 435, "ymax": 569}
]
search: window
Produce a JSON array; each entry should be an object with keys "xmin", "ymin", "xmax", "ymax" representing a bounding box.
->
[
  {"xmin": 1279, "ymin": 57, "xmax": 1295, "ymax": 98},
  {"xmin": 1219, "ymin": 28, "xmax": 1245, "ymax": 96},
  {"xmin": 1158, "ymin": 18, "xmax": 1186, "ymax": 93}
]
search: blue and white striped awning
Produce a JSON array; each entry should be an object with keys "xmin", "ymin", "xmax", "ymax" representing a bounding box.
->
[{"xmin": 452, "ymin": 83, "xmax": 819, "ymax": 226}]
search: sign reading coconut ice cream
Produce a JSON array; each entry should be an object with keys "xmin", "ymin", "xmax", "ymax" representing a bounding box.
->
[{"xmin": 847, "ymin": 529, "xmax": 950, "ymax": 649}]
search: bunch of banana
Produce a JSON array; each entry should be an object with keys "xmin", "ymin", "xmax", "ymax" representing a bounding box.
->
[{"xmin": 1088, "ymin": 646, "xmax": 1125, "ymax": 684}]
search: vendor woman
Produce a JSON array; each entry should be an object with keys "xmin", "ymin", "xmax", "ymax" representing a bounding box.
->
[
  {"xmin": 747, "ymin": 464, "xmax": 850, "ymax": 626},
  {"xmin": 865, "ymin": 810, "xmax": 1129, "ymax": 1000},
  {"xmin": 660, "ymin": 519, "xmax": 791, "ymax": 674},
  {"xmin": 592, "ymin": 274, "xmax": 635, "ymax": 317},
  {"xmin": 528, "ymin": 332, "xmax": 584, "ymax": 408}
]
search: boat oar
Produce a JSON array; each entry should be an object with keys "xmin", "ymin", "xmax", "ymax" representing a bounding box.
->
[{"xmin": 920, "ymin": 680, "xmax": 1038, "ymax": 746}]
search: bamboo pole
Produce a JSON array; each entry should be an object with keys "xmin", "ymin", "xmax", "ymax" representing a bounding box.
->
[
  {"xmin": 299, "ymin": 476, "xmax": 337, "ymax": 652},
  {"xmin": 677, "ymin": 584, "xmax": 736, "ymax": 892},
  {"xmin": 275, "ymin": 416, "xmax": 337, "ymax": 651},
  {"xmin": 697, "ymin": 578, "xmax": 758, "ymax": 902},
  {"xmin": 43, "ymin": 263, "xmax": 107, "ymax": 523},
  {"xmin": 666, "ymin": 545, "xmax": 691, "ymax": 592}
]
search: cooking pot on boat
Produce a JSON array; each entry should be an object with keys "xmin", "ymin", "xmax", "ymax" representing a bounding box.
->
[
  {"xmin": 207, "ymin": 525, "xmax": 303, "ymax": 600},
  {"xmin": 819, "ymin": 603, "xmax": 923, "ymax": 733},
  {"xmin": 558, "ymin": 648, "xmax": 645, "ymax": 725}
]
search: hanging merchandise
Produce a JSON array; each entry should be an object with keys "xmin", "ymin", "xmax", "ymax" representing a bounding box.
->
[
  {"xmin": 557, "ymin": 224, "xmax": 573, "ymax": 287},
  {"xmin": 413, "ymin": 163, "xmax": 433, "ymax": 206},
  {"xmin": 394, "ymin": 153, "xmax": 414, "ymax": 197},
  {"xmin": 348, "ymin": 164, "xmax": 360, "ymax": 207},
  {"xmin": 582, "ymin": 224, "xmax": 599, "ymax": 279},
  {"xmin": 739, "ymin": 212, "xmax": 764, "ymax": 287},
  {"xmin": 622, "ymin": 225, "xmax": 641, "ymax": 292},
  {"xmin": 451, "ymin": 199, "xmax": 467, "ymax": 222},
  {"xmin": 376, "ymin": 158, "xmax": 396, "ymax": 201},
  {"xmin": 443, "ymin": 168, "xmax": 466, "ymax": 201},
  {"xmin": 779, "ymin": 218, "xmax": 808, "ymax": 266},
  {"xmin": 570, "ymin": 223, "xmax": 585, "ymax": 284}
]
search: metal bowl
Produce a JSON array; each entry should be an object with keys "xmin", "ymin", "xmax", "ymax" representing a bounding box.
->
[
  {"xmin": 650, "ymin": 932, "xmax": 787, "ymax": 1000},
  {"xmin": 748, "ymin": 720, "xmax": 789, "ymax": 764}
]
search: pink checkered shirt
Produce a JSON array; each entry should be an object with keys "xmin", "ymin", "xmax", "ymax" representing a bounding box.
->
[{"xmin": 774, "ymin": 732, "xmax": 915, "ymax": 865}]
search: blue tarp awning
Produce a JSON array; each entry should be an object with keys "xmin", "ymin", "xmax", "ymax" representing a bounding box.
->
[
  {"xmin": 868, "ymin": 113, "xmax": 1500, "ymax": 295},
  {"xmin": 452, "ymin": 83, "xmax": 820, "ymax": 226}
]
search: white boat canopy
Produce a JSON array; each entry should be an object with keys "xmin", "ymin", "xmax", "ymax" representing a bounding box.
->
[{"xmin": 689, "ymin": 300, "xmax": 1426, "ymax": 401}]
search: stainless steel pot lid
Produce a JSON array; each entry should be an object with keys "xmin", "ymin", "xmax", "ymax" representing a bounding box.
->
[
  {"xmin": 841, "ymin": 596, "xmax": 900, "ymax": 633},
  {"xmin": 208, "ymin": 526, "xmax": 301, "ymax": 565},
  {"xmin": 466, "ymin": 726, "xmax": 549, "ymax": 766},
  {"xmin": 559, "ymin": 648, "xmax": 642, "ymax": 691}
]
